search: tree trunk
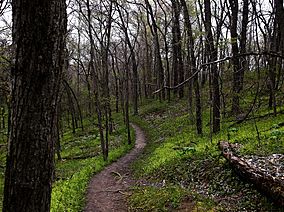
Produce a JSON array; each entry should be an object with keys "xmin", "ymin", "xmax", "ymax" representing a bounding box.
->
[
  {"xmin": 204, "ymin": 0, "xmax": 220, "ymax": 133},
  {"xmin": 145, "ymin": 0, "xmax": 165, "ymax": 101},
  {"xmin": 229, "ymin": 0, "xmax": 242, "ymax": 115},
  {"xmin": 275, "ymin": 0, "xmax": 284, "ymax": 49},
  {"xmin": 239, "ymin": 0, "xmax": 249, "ymax": 90},
  {"xmin": 171, "ymin": 0, "xmax": 184, "ymax": 99},
  {"xmin": 116, "ymin": 2, "xmax": 138, "ymax": 115},
  {"xmin": 124, "ymin": 41, "xmax": 131, "ymax": 145},
  {"xmin": 181, "ymin": 0, "xmax": 202, "ymax": 134},
  {"xmin": 157, "ymin": 0, "xmax": 171, "ymax": 102},
  {"xmin": 268, "ymin": 0, "xmax": 284, "ymax": 114},
  {"xmin": 85, "ymin": 0, "xmax": 106, "ymax": 161},
  {"xmin": 111, "ymin": 54, "xmax": 119, "ymax": 113},
  {"xmin": 63, "ymin": 80, "xmax": 84, "ymax": 131},
  {"xmin": 3, "ymin": 0, "xmax": 67, "ymax": 211}
]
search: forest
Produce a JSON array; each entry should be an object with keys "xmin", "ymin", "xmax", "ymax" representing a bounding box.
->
[{"xmin": 0, "ymin": 0, "xmax": 283, "ymax": 211}]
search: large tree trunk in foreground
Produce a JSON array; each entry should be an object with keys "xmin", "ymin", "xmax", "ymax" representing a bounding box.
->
[
  {"xmin": 3, "ymin": 0, "xmax": 67, "ymax": 211},
  {"xmin": 219, "ymin": 141, "xmax": 284, "ymax": 207},
  {"xmin": 275, "ymin": 0, "xmax": 284, "ymax": 50}
]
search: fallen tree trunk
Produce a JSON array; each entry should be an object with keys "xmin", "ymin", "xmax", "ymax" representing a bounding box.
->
[{"xmin": 218, "ymin": 141, "xmax": 284, "ymax": 207}]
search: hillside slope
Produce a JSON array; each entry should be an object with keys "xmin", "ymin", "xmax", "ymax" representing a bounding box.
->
[{"xmin": 129, "ymin": 99, "xmax": 283, "ymax": 211}]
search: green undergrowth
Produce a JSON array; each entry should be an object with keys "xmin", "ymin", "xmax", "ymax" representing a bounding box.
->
[
  {"xmin": 129, "ymin": 99, "xmax": 283, "ymax": 211},
  {"xmin": 129, "ymin": 186, "xmax": 186, "ymax": 211}
]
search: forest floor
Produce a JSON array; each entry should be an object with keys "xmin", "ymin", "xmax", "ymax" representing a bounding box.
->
[
  {"xmin": 84, "ymin": 124, "xmax": 146, "ymax": 211},
  {"xmin": 126, "ymin": 99, "xmax": 284, "ymax": 211}
]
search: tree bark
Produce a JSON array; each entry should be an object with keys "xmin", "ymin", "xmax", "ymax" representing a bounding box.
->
[
  {"xmin": 124, "ymin": 40, "xmax": 131, "ymax": 145},
  {"xmin": 239, "ymin": 0, "xmax": 249, "ymax": 89},
  {"xmin": 3, "ymin": 0, "xmax": 67, "ymax": 211},
  {"xmin": 204, "ymin": 0, "xmax": 220, "ymax": 133},
  {"xmin": 275, "ymin": 0, "xmax": 284, "ymax": 50},
  {"xmin": 171, "ymin": 0, "xmax": 184, "ymax": 99},
  {"xmin": 180, "ymin": 0, "xmax": 202, "ymax": 134},
  {"xmin": 229, "ymin": 0, "xmax": 241, "ymax": 114},
  {"xmin": 145, "ymin": 0, "xmax": 165, "ymax": 101},
  {"xmin": 268, "ymin": 0, "xmax": 284, "ymax": 114}
]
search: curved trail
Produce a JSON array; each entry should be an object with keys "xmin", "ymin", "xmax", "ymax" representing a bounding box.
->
[{"xmin": 84, "ymin": 124, "xmax": 146, "ymax": 212}]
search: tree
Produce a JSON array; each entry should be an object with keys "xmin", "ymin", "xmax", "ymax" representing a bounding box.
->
[
  {"xmin": 145, "ymin": 0, "xmax": 165, "ymax": 100},
  {"xmin": 203, "ymin": 0, "xmax": 220, "ymax": 133},
  {"xmin": 171, "ymin": 0, "xmax": 184, "ymax": 99},
  {"xmin": 229, "ymin": 0, "xmax": 241, "ymax": 114},
  {"xmin": 3, "ymin": 0, "xmax": 67, "ymax": 211},
  {"xmin": 116, "ymin": 1, "xmax": 139, "ymax": 115},
  {"xmin": 229, "ymin": 0, "xmax": 249, "ymax": 115},
  {"xmin": 180, "ymin": 0, "xmax": 202, "ymax": 134},
  {"xmin": 275, "ymin": 0, "xmax": 284, "ymax": 51},
  {"xmin": 157, "ymin": 0, "xmax": 171, "ymax": 102},
  {"xmin": 268, "ymin": 0, "xmax": 284, "ymax": 115}
]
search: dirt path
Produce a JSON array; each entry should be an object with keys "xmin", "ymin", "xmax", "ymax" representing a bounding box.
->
[{"xmin": 84, "ymin": 124, "xmax": 146, "ymax": 212}]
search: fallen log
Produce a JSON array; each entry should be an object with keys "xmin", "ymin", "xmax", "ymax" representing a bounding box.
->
[{"xmin": 218, "ymin": 141, "xmax": 284, "ymax": 207}]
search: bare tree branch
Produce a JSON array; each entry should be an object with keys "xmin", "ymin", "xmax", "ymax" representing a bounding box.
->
[{"xmin": 153, "ymin": 51, "xmax": 284, "ymax": 94}]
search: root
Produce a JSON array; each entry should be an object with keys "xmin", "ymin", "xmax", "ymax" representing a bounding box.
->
[{"xmin": 111, "ymin": 171, "xmax": 124, "ymax": 182}]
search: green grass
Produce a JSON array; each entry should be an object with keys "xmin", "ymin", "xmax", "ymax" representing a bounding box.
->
[
  {"xmin": 129, "ymin": 186, "xmax": 186, "ymax": 211},
  {"xmin": 129, "ymin": 99, "xmax": 283, "ymax": 211}
]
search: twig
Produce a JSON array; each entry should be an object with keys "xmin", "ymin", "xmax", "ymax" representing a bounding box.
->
[
  {"xmin": 153, "ymin": 69, "xmax": 199, "ymax": 94},
  {"xmin": 118, "ymin": 191, "xmax": 131, "ymax": 196}
]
